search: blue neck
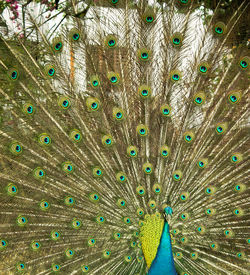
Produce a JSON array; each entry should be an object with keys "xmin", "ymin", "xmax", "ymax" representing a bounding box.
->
[{"xmin": 148, "ymin": 221, "xmax": 177, "ymax": 275}]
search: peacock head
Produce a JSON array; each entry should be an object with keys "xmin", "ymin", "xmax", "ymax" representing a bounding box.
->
[{"xmin": 162, "ymin": 204, "xmax": 173, "ymax": 221}]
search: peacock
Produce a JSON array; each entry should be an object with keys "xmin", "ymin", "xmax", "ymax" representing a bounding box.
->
[{"xmin": 0, "ymin": 0, "xmax": 249, "ymax": 274}]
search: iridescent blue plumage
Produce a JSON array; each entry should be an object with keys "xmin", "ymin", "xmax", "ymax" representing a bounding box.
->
[{"xmin": 148, "ymin": 222, "xmax": 177, "ymax": 275}]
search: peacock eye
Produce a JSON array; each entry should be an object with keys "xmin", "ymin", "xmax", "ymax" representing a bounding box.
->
[
  {"xmin": 111, "ymin": 76, "xmax": 117, "ymax": 82},
  {"xmin": 173, "ymin": 38, "xmax": 180, "ymax": 44},
  {"xmin": 215, "ymin": 27, "xmax": 222, "ymax": 34},
  {"xmin": 138, "ymin": 48, "xmax": 151, "ymax": 61},
  {"xmin": 200, "ymin": 66, "xmax": 207, "ymax": 73},
  {"xmin": 108, "ymin": 39, "xmax": 115, "ymax": 47},
  {"xmin": 141, "ymin": 52, "xmax": 148, "ymax": 59},
  {"xmin": 54, "ymin": 42, "xmax": 61, "ymax": 51},
  {"xmin": 116, "ymin": 112, "xmax": 122, "ymax": 118},
  {"xmin": 173, "ymin": 74, "xmax": 179, "ymax": 80},
  {"xmin": 49, "ymin": 68, "xmax": 55, "ymax": 76},
  {"xmin": 240, "ymin": 60, "xmax": 247, "ymax": 69},
  {"xmin": 92, "ymin": 80, "xmax": 98, "ymax": 86},
  {"xmin": 146, "ymin": 16, "xmax": 153, "ymax": 22},
  {"xmin": 72, "ymin": 33, "xmax": 80, "ymax": 41},
  {"xmin": 11, "ymin": 71, "xmax": 18, "ymax": 79}
]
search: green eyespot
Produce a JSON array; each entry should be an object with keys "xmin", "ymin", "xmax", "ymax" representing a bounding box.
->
[
  {"xmin": 142, "ymin": 9, "xmax": 156, "ymax": 24},
  {"xmin": 89, "ymin": 192, "xmax": 100, "ymax": 202},
  {"xmin": 136, "ymin": 185, "xmax": 146, "ymax": 196},
  {"xmin": 197, "ymin": 158, "xmax": 208, "ymax": 168},
  {"xmin": 152, "ymin": 183, "xmax": 162, "ymax": 194},
  {"xmin": 52, "ymin": 263, "xmax": 61, "ymax": 272},
  {"xmin": 58, "ymin": 96, "xmax": 71, "ymax": 109},
  {"xmin": 62, "ymin": 161, "xmax": 74, "ymax": 174},
  {"xmin": 160, "ymin": 104, "xmax": 171, "ymax": 117},
  {"xmin": 196, "ymin": 225, "xmax": 205, "ymax": 235},
  {"xmin": 117, "ymin": 199, "xmax": 126, "ymax": 208},
  {"xmin": 210, "ymin": 242, "xmax": 219, "ymax": 251},
  {"xmin": 205, "ymin": 207, "xmax": 216, "ymax": 216},
  {"xmin": 205, "ymin": 186, "xmax": 216, "ymax": 195},
  {"xmin": 148, "ymin": 200, "xmax": 156, "ymax": 209},
  {"xmin": 124, "ymin": 255, "xmax": 132, "ymax": 262},
  {"xmin": 88, "ymin": 238, "xmax": 96, "ymax": 247},
  {"xmin": 230, "ymin": 152, "xmax": 243, "ymax": 164},
  {"xmin": 51, "ymin": 230, "xmax": 61, "ymax": 241},
  {"xmin": 16, "ymin": 262, "xmax": 26, "ymax": 272},
  {"xmin": 138, "ymin": 85, "xmax": 152, "ymax": 99},
  {"xmin": 39, "ymin": 200, "xmax": 50, "ymax": 211},
  {"xmin": 170, "ymin": 70, "xmax": 182, "ymax": 82},
  {"xmin": 45, "ymin": 64, "xmax": 56, "ymax": 78},
  {"xmin": 113, "ymin": 107, "xmax": 125, "ymax": 121},
  {"xmin": 96, "ymin": 215, "xmax": 105, "ymax": 224},
  {"xmin": 69, "ymin": 28, "xmax": 80, "ymax": 41},
  {"xmin": 72, "ymin": 218, "xmax": 82, "ymax": 229},
  {"xmin": 81, "ymin": 265, "xmax": 90, "ymax": 273},
  {"xmin": 213, "ymin": 22, "xmax": 226, "ymax": 36},
  {"xmin": 86, "ymin": 97, "xmax": 100, "ymax": 112},
  {"xmin": 123, "ymin": 217, "xmax": 131, "ymax": 225},
  {"xmin": 190, "ymin": 252, "xmax": 198, "ymax": 260},
  {"xmin": 65, "ymin": 248, "xmax": 75, "ymax": 258},
  {"xmin": 193, "ymin": 92, "xmax": 205, "ymax": 105},
  {"xmin": 198, "ymin": 62, "xmax": 210, "ymax": 75},
  {"xmin": 9, "ymin": 141, "xmax": 23, "ymax": 155},
  {"xmin": 239, "ymin": 56, "xmax": 249, "ymax": 71},
  {"xmin": 69, "ymin": 129, "xmax": 82, "ymax": 142},
  {"xmin": 23, "ymin": 103, "xmax": 35, "ymax": 115},
  {"xmin": 138, "ymin": 48, "xmax": 151, "ymax": 61},
  {"xmin": 234, "ymin": 183, "xmax": 246, "ymax": 193},
  {"xmin": 0, "ymin": 239, "xmax": 8, "ymax": 250},
  {"xmin": 105, "ymin": 34, "xmax": 117, "ymax": 48},
  {"xmin": 137, "ymin": 124, "xmax": 149, "ymax": 137},
  {"xmin": 110, "ymin": 0, "xmax": 119, "ymax": 4},
  {"xmin": 103, "ymin": 250, "xmax": 111, "ymax": 259},
  {"xmin": 183, "ymin": 131, "xmax": 195, "ymax": 143},
  {"xmin": 127, "ymin": 145, "xmax": 138, "ymax": 158},
  {"xmin": 17, "ymin": 215, "xmax": 28, "ymax": 226},
  {"xmin": 90, "ymin": 75, "xmax": 100, "ymax": 88},
  {"xmin": 173, "ymin": 170, "xmax": 183, "ymax": 181},
  {"xmin": 92, "ymin": 167, "xmax": 103, "ymax": 177},
  {"xmin": 107, "ymin": 71, "xmax": 120, "ymax": 85},
  {"xmin": 38, "ymin": 133, "xmax": 51, "ymax": 146},
  {"xmin": 116, "ymin": 171, "xmax": 127, "ymax": 183},
  {"xmin": 180, "ymin": 212, "xmax": 190, "ymax": 221},
  {"xmin": 215, "ymin": 122, "xmax": 228, "ymax": 135},
  {"xmin": 6, "ymin": 183, "xmax": 18, "ymax": 196},
  {"xmin": 233, "ymin": 207, "xmax": 243, "ymax": 217},
  {"xmin": 142, "ymin": 162, "xmax": 153, "ymax": 175},
  {"xmin": 102, "ymin": 135, "xmax": 114, "ymax": 147},
  {"xmin": 224, "ymin": 229, "xmax": 234, "ymax": 238},
  {"xmin": 52, "ymin": 37, "xmax": 63, "ymax": 52},
  {"xmin": 113, "ymin": 232, "xmax": 121, "ymax": 240},
  {"xmin": 30, "ymin": 241, "xmax": 41, "ymax": 251},
  {"xmin": 179, "ymin": 192, "xmax": 189, "ymax": 202},
  {"xmin": 227, "ymin": 90, "xmax": 242, "ymax": 104},
  {"xmin": 160, "ymin": 145, "xmax": 170, "ymax": 158},
  {"xmin": 8, "ymin": 68, "xmax": 19, "ymax": 81},
  {"xmin": 176, "ymin": 252, "xmax": 183, "ymax": 259},
  {"xmin": 171, "ymin": 32, "xmax": 183, "ymax": 47},
  {"xmin": 64, "ymin": 196, "xmax": 75, "ymax": 206},
  {"xmin": 137, "ymin": 208, "xmax": 144, "ymax": 217},
  {"xmin": 236, "ymin": 251, "xmax": 245, "ymax": 259}
]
